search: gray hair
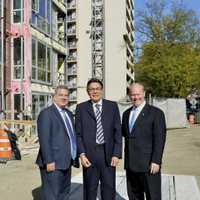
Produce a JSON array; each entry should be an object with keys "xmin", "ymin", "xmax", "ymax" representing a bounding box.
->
[{"xmin": 54, "ymin": 85, "xmax": 69, "ymax": 95}]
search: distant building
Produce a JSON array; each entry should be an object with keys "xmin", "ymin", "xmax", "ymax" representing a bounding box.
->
[{"xmin": 0, "ymin": 0, "xmax": 134, "ymax": 120}]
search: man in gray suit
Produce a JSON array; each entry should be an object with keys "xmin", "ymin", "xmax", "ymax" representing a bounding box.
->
[{"xmin": 36, "ymin": 85, "xmax": 78, "ymax": 200}]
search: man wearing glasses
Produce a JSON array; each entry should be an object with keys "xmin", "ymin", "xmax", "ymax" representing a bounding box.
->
[{"xmin": 75, "ymin": 78, "xmax": 122, "ymax": 200}]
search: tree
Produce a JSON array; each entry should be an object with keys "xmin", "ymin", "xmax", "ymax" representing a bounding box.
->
[{"xmin": 135, "ymin": 0, "xmax": 200, "ymax": 97}]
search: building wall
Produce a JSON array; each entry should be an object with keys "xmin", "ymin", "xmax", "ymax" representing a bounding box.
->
[
  {"xmin": 76, "ymin": 0, "xmax": 92, "ymax": 103},
  {"xmin": 104, "ymin": 0, "xmax": 127, "ymax": 101},
  {"xmin": 74, "ymin": 0, "xmax": 133, "ymax": 103}
]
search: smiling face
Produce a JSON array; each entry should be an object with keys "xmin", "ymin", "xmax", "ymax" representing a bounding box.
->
[
  {"xmin": 53, "ymin": 88, "xmax": 69, "ymax": 108},
  {"xmin": 129, "ymin": 83, "xmax": 145, "ymax": 107},
  {"xmin": 87, "ymin": 82, "xmax": 103, "ymax": 103}
]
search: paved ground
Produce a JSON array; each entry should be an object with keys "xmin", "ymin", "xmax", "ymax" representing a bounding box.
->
[{"xmin": 0, "ymin": 125, "xmax": 200, "ymax": 199}]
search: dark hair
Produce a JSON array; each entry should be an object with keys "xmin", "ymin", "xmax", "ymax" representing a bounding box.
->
[
  {"xmin": 87, "ymin": 78, "xmax": 103, "ymax": 90},
  {"xmin": 54, "ymin": 85, "xmax": 68, "ymax": 95}
]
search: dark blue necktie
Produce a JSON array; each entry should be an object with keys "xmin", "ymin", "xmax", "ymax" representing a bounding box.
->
[{"xmin": 62, "ymin": 109, "xmax": 77, "ymax": 160}]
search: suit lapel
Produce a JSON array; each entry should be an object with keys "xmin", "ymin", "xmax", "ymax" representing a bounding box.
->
[
  {"xmin": 86, "ymin": 100, "xmax": 96, "ymax": 120},
  {"xmin": 126, "ymin": 107, "xmax": 132, "ymax": 135},
  {"xmin": 51, "ymin": 104, "xmax": 67, "ymax": 132},
  {"xmin": 101, "ymin": 99, "xmax": 107, "ymax": 129}
]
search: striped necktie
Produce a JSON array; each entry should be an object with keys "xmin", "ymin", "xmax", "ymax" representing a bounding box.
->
[
  {"xmin": 95, "ymin": 104, "xmax": 104, "ymax": 144},
  {"xmin": 62, "ymin": 109, "xmax": 77, "ymax": 160}
]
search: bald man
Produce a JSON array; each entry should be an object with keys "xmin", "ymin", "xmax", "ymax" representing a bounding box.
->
[{"xmin": 122, "ymin": 83, "xmax": 166, "ymax": 200}]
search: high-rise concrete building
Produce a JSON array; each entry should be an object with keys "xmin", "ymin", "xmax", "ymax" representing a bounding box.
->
[
  {"xmin": 1, "ymin": 0, "xmax": 134, "ymax": 120},
  {"xmin": 67, "ymin": 0, "xmax": 134, "ymax": 111}
]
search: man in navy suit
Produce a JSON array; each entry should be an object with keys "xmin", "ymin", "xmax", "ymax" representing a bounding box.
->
[
  {"xmin": 122, "ymin": 83, "xmax": 166, "ymax": 200},
  {"xmin": 36, "ymin": 85, "xmax": 78, "ymax": 200},
  {"xmin": 75, "ymin": 78, "xmax": 122, "ymax": 200}
]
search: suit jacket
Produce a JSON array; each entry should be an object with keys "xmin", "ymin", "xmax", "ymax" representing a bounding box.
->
[
  {"xmin": 36, "ymin": 104, "xmax": 79, "ymax": 170},
  {"xmin": 75, "ymin": 99, "xmax": 122, "ymax": 166},
  {"xmin": 122, "ymin": 103, "xmax": 166, "ymax": 172}
]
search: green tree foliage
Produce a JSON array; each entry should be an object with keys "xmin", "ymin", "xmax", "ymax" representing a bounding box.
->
[{"xmin": 135, "ymin": 0, "xmax": 200, "ymax": 97}]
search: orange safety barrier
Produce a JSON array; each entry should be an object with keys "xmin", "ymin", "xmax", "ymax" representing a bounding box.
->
[{"xmin": 0, "ymin": 129, "xmax": 12, "ymax": 161}]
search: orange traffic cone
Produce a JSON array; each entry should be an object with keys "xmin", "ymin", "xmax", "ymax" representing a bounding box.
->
[{"xmin": 0, "ymin": 129, "xmax": 12, "ymax": 162}]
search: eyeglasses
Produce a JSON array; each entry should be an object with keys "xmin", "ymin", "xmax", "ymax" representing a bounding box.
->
[{"xmin": 88, "ymin": 87, "xmax": 102, "ymax": 92}]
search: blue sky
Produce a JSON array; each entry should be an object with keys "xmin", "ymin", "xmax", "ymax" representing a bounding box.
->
[
  {"xmin": 135, "ymin": 0, "xmax": 200, "ymax": 17},
  {"xmin": 134, "ymin": 0, "xmax": 200, "ymax": 47}
]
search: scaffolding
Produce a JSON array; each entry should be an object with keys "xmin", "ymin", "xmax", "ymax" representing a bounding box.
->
[{"xmin": 91, "ymin": 0, "xmax": 105, "ymax": 81}]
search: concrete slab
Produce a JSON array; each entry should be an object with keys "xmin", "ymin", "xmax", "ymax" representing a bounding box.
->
[{"xmin": 70, "ymin": 172, "xmax": 200, "ymax": 200}]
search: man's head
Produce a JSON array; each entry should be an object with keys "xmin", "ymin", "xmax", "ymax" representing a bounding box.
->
[
  {"xmin": 87, "ymin": 78, "xmax": 103, "ymax": 103},
  {"xmin": 129, "ymin": 83, "xmax": 145, "ymax": 107},
  {"xmin": 53, "ymin": 85, "xmax": 69, "ymax": 108}
]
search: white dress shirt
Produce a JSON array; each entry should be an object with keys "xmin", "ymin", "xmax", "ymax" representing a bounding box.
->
[
  {"xmin": 129, "ymin": 101, "xmax": 146, "ymax": 127},
  {"xmin": 92, "ymin": 99, "xmax": 103, "ymax": 114}
]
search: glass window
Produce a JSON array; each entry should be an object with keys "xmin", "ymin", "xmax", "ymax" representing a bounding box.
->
[
  {"xmin": 13, "ymin": 0, "xmax": 24, "ymax": 23},
  {"xmin": 32, "ymin": 0, "xmax": 39, "ymax": 12},
  {"xmin": 13, "ymin": 37, "xmax": 24, "ymax": 79},
  {"xmin": 31, "ymin": 39, "xmax": 52, "ymax": 84},
  {"xmin": 32, "ymin": 93, "xmax": 52, "ymax": 120},
  {"xmin": 14, "ymin": 93, "xmax": 24, "ymax": 119},
  {"xmin": 31, "ymin": 0, "xmax": 51, "ymax": 34}
]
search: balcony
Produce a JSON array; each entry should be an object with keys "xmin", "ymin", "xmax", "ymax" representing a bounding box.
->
[
  {"xmin": 67, "ymin": 55, "xmax": 77, "ymax": 63},
  {"xmin": 57, "ymin": 72, "xmax": 66, "ymax": 85},
  {"xmin": 67, "ymin": 16, "xmax": 76, "ymax": 23},
  {"xmin": 67, "ymin": 2, "xmax": 76, "ymax": 10},
  {"xmin": 67, "ymin": 29, "xmax": 76, "ymax": 36},
  {"xmin": 68, "ymin": 41, "xmax": 76, "ymax": 49},
  {"xmin": 69, "ymin": 96, "xmax": 77, "ymax": 102},
  {"xmin": 68, "ymin": 82, "xmax": 77, "ymax": 89},
  {"xmin": 67, "ymin": 67, "xmax": 77, "ymax": 76}
]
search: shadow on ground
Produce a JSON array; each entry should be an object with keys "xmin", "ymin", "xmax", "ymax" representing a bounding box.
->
[{"xmin": 32, "ymin": 182, "xmax": 126, "ymax": 200}]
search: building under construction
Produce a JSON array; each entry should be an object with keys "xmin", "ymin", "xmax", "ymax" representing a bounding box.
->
[{"xmin": 0, "ymin": 0, "xmax": 134, "ymax": 120}]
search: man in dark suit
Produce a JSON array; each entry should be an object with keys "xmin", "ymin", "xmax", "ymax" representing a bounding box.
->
[
  {"xmin": 36, "ymin": 85, "xmax": 78, "ymax": 200},
  {"xmin": 75, "ymin": 78, "xmax": 122, "ymax": 200},
  {"xmin": 122, "ymin": 83, "xmax": 166, "ymax": 200}
]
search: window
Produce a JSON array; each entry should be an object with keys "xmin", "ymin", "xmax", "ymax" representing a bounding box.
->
[
  {"xmin": 32, "ymin": 0, "xmax": 39, "ymax": 12},
  {"xmin": 32, "ymin": 93, "xmax": 52, "ymax": 119},
  {"xmin": 32, "ymin": 0, "xmax": 51, "ymax": 34},
  {"xmin": 14, "ymin": 93, "xmax": 24, "ymax": 119},
  {"xmin": 31, "ymin": 38, "xmax": 52, "ymax": 84},
  {"xmin": 13, "ymin": 37, "xmax": 24, "ymax": 79},
  {"xmin": 13, "ymin": 0, "xmax": 24, "ymax": 23}
]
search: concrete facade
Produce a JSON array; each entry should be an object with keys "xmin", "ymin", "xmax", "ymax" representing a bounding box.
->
[{"xmin": 68, "ymin": 0, "xmax": 134, "ymax": 111}]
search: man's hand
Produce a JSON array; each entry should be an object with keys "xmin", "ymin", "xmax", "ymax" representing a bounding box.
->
[
  {"xmin": 150, "ymin": 162, "xmax": 160, "ymax": 174},
  {"xmin": 46, "ymin": 162, "xmax": 55, "ymax": 172},
  {"xmin": 80, "ymin": 154, "xmax": 91, "ymax": 168},
  {"xmin": 111, "ymin": 156, "xmax": 119, "ymax": 167}
]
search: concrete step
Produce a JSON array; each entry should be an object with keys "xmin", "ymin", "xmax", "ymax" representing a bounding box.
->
[{"xmin": 70, "ymin": 172, "xmax": 200, "ymax": 200}]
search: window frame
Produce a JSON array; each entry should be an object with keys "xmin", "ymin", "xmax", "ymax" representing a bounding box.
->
[
  {"xmin": 31, "ymin": 37, "xmax": 52, "ymax": 85},
  {"xmin": 12, "ymin": 0, "xmax": 24, "ymax": 23}
]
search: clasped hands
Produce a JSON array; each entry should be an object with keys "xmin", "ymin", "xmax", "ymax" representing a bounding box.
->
[{"xmin": 80, "ymin": 154, "xmax": 119, "ymax": 168}]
